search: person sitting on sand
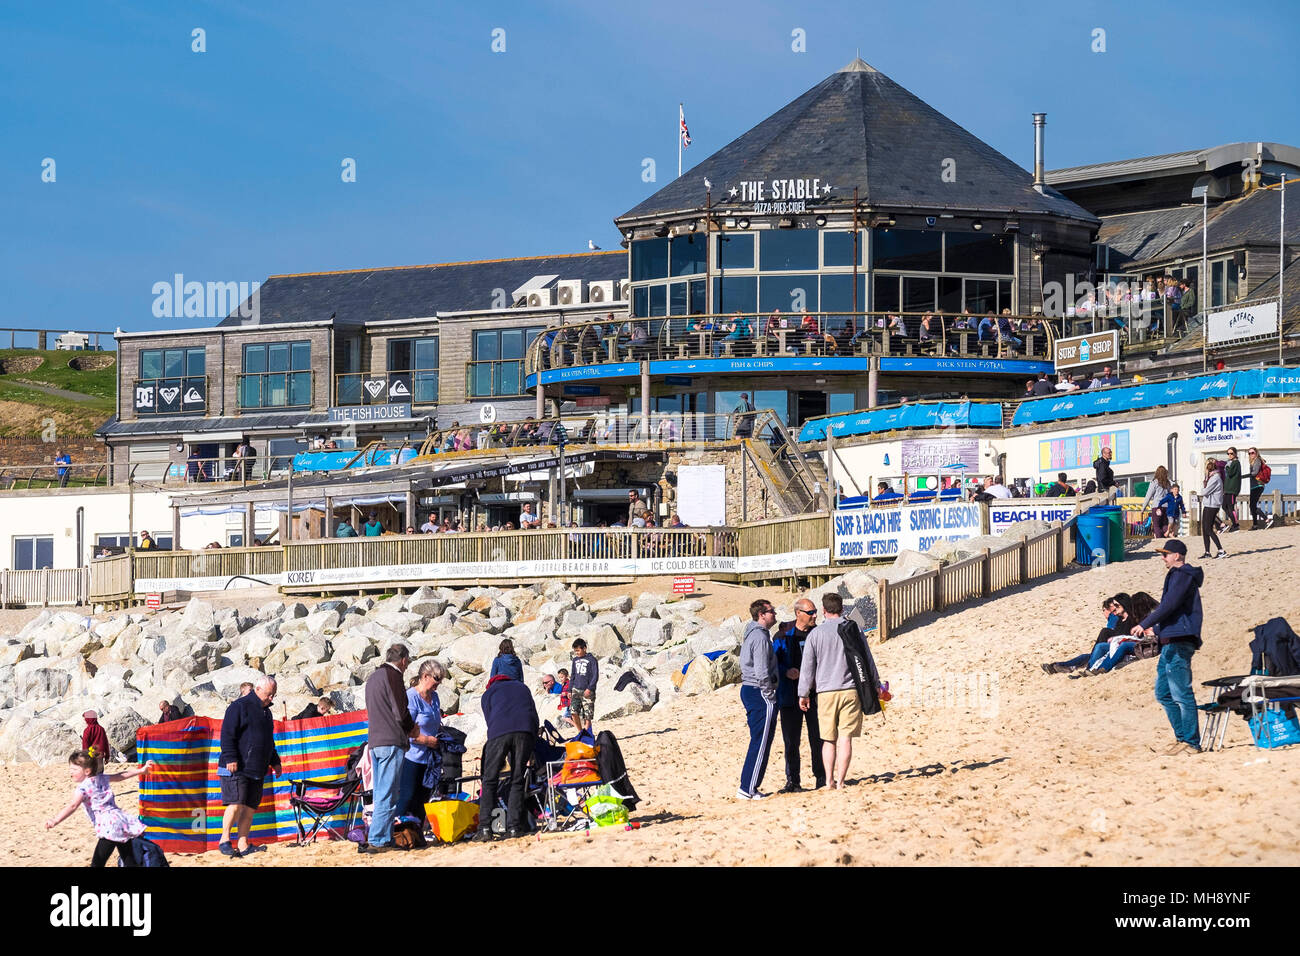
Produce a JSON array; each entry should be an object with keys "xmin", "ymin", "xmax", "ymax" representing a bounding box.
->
[{"xmin": 1042, "ymin": 594, "xmax": 1134, "ymax": 675}]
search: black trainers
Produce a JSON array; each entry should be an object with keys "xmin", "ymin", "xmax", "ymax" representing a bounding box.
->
[
  {"xmin": 1199, "ymin": 552, "xmax": 1212, "ymax": 558},
  {"xmin": 813, "ymin": 778, "xmax": 827, "ymax": 790},
  {"xmin": 471, "ymin": 828, "xmax": 495, "ymax": 843},
  {"xmin": 218, "ymin": 841, "xmax": 242, "ymax": 858},
  {"xmin": 778, "ymin": 782, "xmax": 803, "ymax": 794}
]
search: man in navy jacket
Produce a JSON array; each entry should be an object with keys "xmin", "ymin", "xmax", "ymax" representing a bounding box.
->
[
  {"xmin": 772, "ymin": 599, "xmax": 826, "ymax": 791},
  {"xmin": 217, "ymin": 676, "xmax": 281, "ymax": 857},
  {"xmin": 475, "ymin": 675, "xmax": 539, "ymax": 840},
  {"xmin": 1132, "ymin": 540, "xmax": 1204, "ymax": 754}
]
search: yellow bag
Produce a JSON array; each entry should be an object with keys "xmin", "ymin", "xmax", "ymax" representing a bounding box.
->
[{"xmin": 425, "ymin": 800, "xmax": 479, "ymax": 844}]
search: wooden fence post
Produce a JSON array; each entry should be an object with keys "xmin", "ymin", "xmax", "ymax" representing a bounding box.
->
[
  {"xmin": 42, "ymin": 569, "xmax": 51, "ymax": 608},
  {"xmin": 878, "ymin": 577, "xmax": 889, "ymax": 642},
  {"xmin": 980, "ymin": 548, "xmax": 991, "ymax": 597},
  {"xmin": 1273, "ymin": 490, "xmax": 1282, "ymax": 523},
  {"xmin": 979, "ymin": 502, "xmax": 990, "ymax": 535},
  {"xmin": 1018, "ymin": 537, "xmax": 1029, "ymax": 584}
]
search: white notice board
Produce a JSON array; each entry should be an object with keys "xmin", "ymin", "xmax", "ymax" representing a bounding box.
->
[{"xmin": 677, "ymin": 465, "xmax": 726, "ymax": 526}]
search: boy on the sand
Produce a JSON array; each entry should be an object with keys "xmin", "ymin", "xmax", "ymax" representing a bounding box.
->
[
  {"xmin": 1131, "ymin": 539, "xmax": 1203, "ymax": 755},
  {"xmin": 569, "ymin": 640, "xmax": 598, "ymax": 736}
]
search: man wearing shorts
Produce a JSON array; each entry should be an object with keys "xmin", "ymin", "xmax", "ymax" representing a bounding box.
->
[
  {"xmin": 569, "ymin": 639, "xmax": 599, "ymax": 735},
  {"xmin": 798, "ymin": 593, "xmax": 862, "ymax": 790},
  {"xmin": 217, "ymin": 675, "xmax": 281, "ymax": 858}
]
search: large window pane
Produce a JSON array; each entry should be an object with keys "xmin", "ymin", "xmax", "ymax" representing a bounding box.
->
[
  {"xmin": 140, "ymin": 350, "xmax": 162, "ymax": 379},
  {"xmin": 965, "ymin": 278, "xmax": 997, "ymax": 314},
  {"xmin": 414, "ymin": 338, "xmax": 438, "ymax": 369},
  {"xmin": 267, "ymin": 343, "xmax": 290, "ymax": 373},
  {"xmin": 820, "ymin": 274, "xmax": 866, "ymax": 314},
  {"xmin": 873, "ymin": 228, "xmax": 942, "ymax": 271},
  {"xmin": 944, "ymin": 232, "xmax": 1014, "ymax": 274},
  {"xmin": 903, "ymin": 276, "xmax": 936, "ymax": 312},
  {"xmin": 828, "ymin": 392, "xmax": 857, "ymax": 415},
  {"xmin": 289, "ymin": 371, "xmax": 312, "ymax": 405},
  {"xmin": 14, "ymin": 538, "xmax": 33, "ymax": 570},
  {"xmin": 186, "ymin": 348, "xmax": 205, "ymax": 376},
  {"xmin": 241, "ymin": 376, "xmax": 260, "ymax": 408},
  {"xmin": 669, "ymin": 282, "xmax": 688, "ymax": 315},
  {"xmin": 874, "ymin": 275, "xmax": 900, "ymax": 312},
  {"xmin": 1211, "ymin": 260, "xmax": 1224, "ymax": 307},
  {"xmin": 689, "ymin": 279, "xmax": 706, "ymax": 314},
  {"xmin": 760, "ymin": 274, "xmax": 819, "ymax": 313},
  {"xmin": 823, "ymin": 230, "xmax": 862, "ymax": 267},
  {"xmin": 498, "ymin": 361, "xmax": 521, "ymax": 395},
  {"xmin": 631, "ymin": 238, "xmax": 670, "ymax": 281},
  {"xmin": 718, "ymin": 233, "xmax": 754, "ymax": 270},
  {"xmin": 939, "ymin": 276, "xmax": 963, "ymax": 313},
  {"xmin": 1226, "ymin": 259, "xmax": 1239, "ymax": 302},
  {"xmin": 267, "ymin": 373, "xmax": 287, "ymax": 406},
  {"xmin": 290, "ymin": 342, "xmax": 311, "ymax": 370},
  {"xmin": 713, "ymin": 276, "xmax": 757, "ymax": 314},
  {"xmin": 632, "ymin": 287, "xmax": 649, "ymax": 318},
  {"xmin": 471, "ymin": 364, "xmax": 492, "ymax": 396},
  {"xmin": 671, "ymin": 235, "xmax": 707, "ymax": 275},
  {"xmin": 414, "ymin": 370, "xmax": 438, "ymax": 403},
  {"xmin": 999, "ymin": 280, "xmax": 1013, "ymax": 312},
  {"xmin": 474, "ymin": 330, "xmax": 499, "ymax": 361},
  {"xmin": 243, "ymin": 345, "xmax": 266, "ymax": 374},
  {"xmin": 164, "ymin": 349, "xmax": 184, "ymax": 376},
  {"xmin": 389, "ymin": 340, "xmax": 412, "ymax": 371},
  {"xmin": 760, "ymin": 230, "xmax": 818, "ymax": 271},
  {"xmin": 649, "ymin": 285, "xmax": 667, "ymax": 317},
  {"xmin": 501, "ymin": 329, "xmax": 525, "ymax": 361}
]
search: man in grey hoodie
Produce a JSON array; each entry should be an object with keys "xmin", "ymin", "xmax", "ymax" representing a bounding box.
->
[{"xmin": 737, "ymin": 598, "xmax": 779, "ymax": 800}]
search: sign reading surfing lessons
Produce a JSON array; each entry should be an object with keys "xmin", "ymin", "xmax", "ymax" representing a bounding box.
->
[
  {"xmin": 1191, "ymin": 411, "xmax": 1257, "ymax": 447},
  {"xmin": 1053, "ymin": 330, "xmax": 1119, "ymax": 370},
  {"xmin": 1206, "ymin": 301, "xmax": 1279, "ymax": 345},
  {"xmin": 832, "ymin": 503, "xmax": 981, "ymax": 560}
]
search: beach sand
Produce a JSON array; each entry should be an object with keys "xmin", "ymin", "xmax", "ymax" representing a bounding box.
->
[{"xmin": 8, "ymin": 527, "xmax": 1300, "ymax": 867}]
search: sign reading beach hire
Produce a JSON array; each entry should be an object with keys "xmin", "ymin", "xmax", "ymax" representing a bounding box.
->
[
  {"xmin": 1206, "ymin": 301, "xmax": 1278, "ymax": 346},
  {"xmin": 1053, "ymin": 331, "xmax": 1119, "ymax": 370},
  {"xmin": 832, "ymin": 503, "xmax": 981, "ymax": 559},
  {"xmin": 988, "ymin": 501, "xmax": 1076, "ymax": 533}
]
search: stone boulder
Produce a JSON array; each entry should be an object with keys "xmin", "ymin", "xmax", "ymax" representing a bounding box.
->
[
  {"xmin": 369, "ymin": 610, "xmax": 423, "ymax": 638},
  {"xmin": 176, "ymin": 599, "xmax": 219, "ymax": 643},
  {"xmin": 594, "ymin": 668, "xmax": 659, "ymax": 719},
  {"xmin": 680, "ymin": 650, "xmax": 741, "ymax": 696},
  {"xmin": 630, "ymin": 617, "xmax": 672, "ymax": 649},
  {"xmin": 0, "ymin": 716, "xmax": 81, "ymax": 764},
  {"xmin": 575, "ymin": 623, "xmax": 623, "ymax": 659},
  {"xmin": 405, "ymin": 586, "xmax": 448, "ymax": 618},
  {"xmin": 443, "ymin": 633, "xmax": 501, "ymax": 676},
  {"xmin": 13, "ymin": 656, "xmax": 76, "ymax": 700},
  {"xmin": 330, "ymin": 632, "xmax": 377, "ymax": 669},
  {"xmin": 442, "ymin": 711, "xmax": 487, "ymax": 750},
  {"xmin": 188, "ymin": 664, "xmax": 266, "ymax": 700},
  {"xmin": 589, "ymin": 595, "xmax": 633, "ymax": 614},
  {"xmin": 0, "ymin": 641, "xmax": 34, "ymax": 668},
  {"xmin": 687, "ymin": 627, "xmax": 739, "ymax": 656},
  {"xmin": 103, "ymin": 707, "xmax": 151, "ymax": 758}
]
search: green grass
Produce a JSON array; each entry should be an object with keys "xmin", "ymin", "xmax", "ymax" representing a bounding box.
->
[{"xmin": 0, "ymin": 348, "xmax": 117, "ymax": 400}]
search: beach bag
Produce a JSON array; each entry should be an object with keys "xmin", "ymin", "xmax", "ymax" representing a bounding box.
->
[
  {"xmin": 586, "ymin": 795, "xmax": 629, "ymax": 827},
  {"xmin": 1259, "ymin": 461, "xmax": 1272, "ymax": 484},
  {"xmin": 1248, "ymin": 708, "xmax": 1300, "ymax": 749},
  {"xmin": 425, "ymin": 800, "xmax": 479, "ymax": 843},
  {"xmin": 1132, "ymin": 638, "xmax": 1161, "ymax": 660},
  {"xmin": 117, "ymin": 836, "xmax": 169, "ymax": 867},
  {"xmin": 392, "ymin": 819, "xmax": 426, "ymax": 849}
]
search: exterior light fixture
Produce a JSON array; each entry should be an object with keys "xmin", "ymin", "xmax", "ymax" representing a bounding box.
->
[
  {"xmin": 972, "ymin": 219, "xmax": 983, "ymax": 231},
  {"xmin": 737, "ymin": 217, "xmax": 750, "ymax": 229},
  {"xmin": 815, "ymin": 214, "xmax": 828, "ymax": 227}
]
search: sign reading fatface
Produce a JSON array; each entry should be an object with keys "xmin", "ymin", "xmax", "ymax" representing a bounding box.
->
[
  {"xmin": 728, "ymin": 177, "xmax": 832, "ymax": 214},
  {"xmin": 1206, "ymin": 301, "xmax": 1279, "ymax": 346},
  {"xmin": 1053, "ymin": 331, "xmax": 1119, "ymax": 370}
]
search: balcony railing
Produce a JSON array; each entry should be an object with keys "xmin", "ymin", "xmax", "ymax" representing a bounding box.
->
[
  {"xmin": 465, "ymin": 359, "xmax": 529, "ymax": 398},
  {"xmin": 237, "ymin": 370, "xmax": 313, "ymax": 410},
  {"xmin": 335, "ymin": 368, "xmax": 438, "ymax": 406},
  {"xmin": 131, "ymin": 375, "xmax": 208, "ymax": 416},
  {"xmin": 525, "ymin": 311, "xmax": 1061, "ymax": 377}
]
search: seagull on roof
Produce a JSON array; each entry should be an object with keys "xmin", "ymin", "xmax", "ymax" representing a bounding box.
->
[
  {"xmin": 588, "ymin": 240, "xmax": 601, "ymax": 250},
  {"xmin": 704, "ymin": 178, "xmax": 712, "ymax": 190}
]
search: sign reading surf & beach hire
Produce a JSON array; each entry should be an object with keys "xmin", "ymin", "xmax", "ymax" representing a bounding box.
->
[
  {"xmin": 988, "ymin": 501, "xmax": 1076, "ymax": 533},
  {"xmin": 1053, "ymin": 330, "xmax": 1119, "ymax": 370},
  {"xmin": 900, "ymin": 438, "xmax": 979, "ymax": 473},
  {"xmin": 1206, "ymin": 301, "xmax": 1278, "ymax": 346},
  {"xmin": 832, "ymin": 503, "xmax": 981, "ymax": 560},
  {"xmin": 1191, "ymin": 411, "xmax": 1257, "ymax": 447}
]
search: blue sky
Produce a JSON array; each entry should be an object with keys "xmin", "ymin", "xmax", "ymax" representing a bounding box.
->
[{"xmin": 4, "ymin": 0, "xmax": 1298, "ymax": 334}]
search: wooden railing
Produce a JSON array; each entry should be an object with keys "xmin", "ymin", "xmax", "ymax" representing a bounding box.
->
[
  {"xmin": 735, "ymin": 513, "xmax": 829, "ymax": 557},
  {"xmin": 1, "ymin": 568, "xmax": 90, "ymax": 608},
  {"xmin": 877, "ymin": 524, "xmax": 1073, "ymax": 641},
  {"xmin": 133, "ymin": 547, "xmax": 285, "ymax": 583},
  {"xmin": 89, "ymin": 554, "xmax": 133, "ymax": 604}
]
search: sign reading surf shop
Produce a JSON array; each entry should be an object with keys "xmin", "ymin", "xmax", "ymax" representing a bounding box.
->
[
  {"xmin": 1052, "ymin": 331, "xmax": 1119, "ymax": 371},
  {"xmin": 729, "ymin": 177, "xmax": 832, "ymax": 215}
]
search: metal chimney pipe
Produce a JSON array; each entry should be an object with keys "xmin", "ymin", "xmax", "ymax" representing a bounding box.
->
[{"xmin": 1033, "ymin": 113, "xmax": 1046, "ymax": 193}]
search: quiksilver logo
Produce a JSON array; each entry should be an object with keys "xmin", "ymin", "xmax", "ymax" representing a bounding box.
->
[{"xmin": 50, "ymin": 886, "xmax": 151, "ymax": 936}]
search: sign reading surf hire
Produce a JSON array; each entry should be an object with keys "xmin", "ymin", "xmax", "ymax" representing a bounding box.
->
[
  {"xmin": 1191, "ymin": 411, "xmax": 1257, "ymax": 447},
  {"xmin": 1053, "ymin": 331, "xmax": 1119, "ymax": 370},
  {"xmin": 833, "ymin": 503, "xmax": 981, "ymax": 560},
  {"xmin": 1206, "ymin": 301, "xmax": 1278, "ymax": 346}
]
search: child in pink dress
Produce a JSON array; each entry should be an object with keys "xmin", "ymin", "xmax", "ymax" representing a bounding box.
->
[{"xmin": 45, "ymin": 749, "xmax": 155, "ymax": 867}]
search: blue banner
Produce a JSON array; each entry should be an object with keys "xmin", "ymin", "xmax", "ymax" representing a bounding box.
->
[
  {"xmin": 530, "ymin": 362, "xmax": 640, "ymax": 387},
  {"xmin": 879, "ymin": 357, "xmax": 1054, "ymax": 375},
  {"xmin": 651, "ymin": 356, "xmax": 868, "ymax": 376},
  {"xmin": 799, "ymin": 401, "xmax": 1002, "ymax": 442}
]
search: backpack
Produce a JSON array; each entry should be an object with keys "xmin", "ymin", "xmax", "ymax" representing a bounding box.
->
[
  {"xmin": 117, "ymin": 836, "xmax": 169, "ymax": 867},
  {"xmin": 1259, "ymin": 461, "xmax": 1272, "ymax": 484}
]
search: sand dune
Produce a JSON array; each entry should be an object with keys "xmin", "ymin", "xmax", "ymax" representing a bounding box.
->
[{"xmin": 9, "ymin": 526, "xmax": 1300, "ymax": 867}]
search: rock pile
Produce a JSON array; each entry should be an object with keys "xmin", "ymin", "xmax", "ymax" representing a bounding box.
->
[{"xmin": 0, "ymin": 583, "xmax": 750, "ymax": 763}]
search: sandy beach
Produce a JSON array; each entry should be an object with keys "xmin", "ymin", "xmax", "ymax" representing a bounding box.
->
[{"xmin": 8, "ymin": 527, "xmax": 1300, "ymax": 867}]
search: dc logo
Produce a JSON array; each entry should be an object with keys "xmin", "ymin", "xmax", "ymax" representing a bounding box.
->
[{"xmin": 135, "ymin": 386, "xmax": 154, "ymax": 408}]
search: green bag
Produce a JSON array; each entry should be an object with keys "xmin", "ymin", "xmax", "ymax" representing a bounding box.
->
[{"xmin": 585, "ymin": 795, "xmax": 629, "ymax": 827}]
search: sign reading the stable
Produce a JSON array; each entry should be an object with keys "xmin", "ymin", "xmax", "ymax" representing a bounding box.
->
[
  {"xmin": 1053, "ymin": 331, "xmax": 1119, "ymax": 370},
  {"xmin": 832, "ymin": 504, "xmax": 981, "ymax": 560},
  {"xmin": 329, "ymin": 404, "xmax": 412, "ymax": 423}
]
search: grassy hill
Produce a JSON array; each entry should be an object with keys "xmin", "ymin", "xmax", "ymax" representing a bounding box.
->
[{"xmin": 0, "ymin": 349, "xmax": 117, "ymax": 438}]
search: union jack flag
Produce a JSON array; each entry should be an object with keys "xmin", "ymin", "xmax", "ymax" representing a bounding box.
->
[{"xmin": 680, "ymin": 104, "xmax": 691, "ymax": 149}]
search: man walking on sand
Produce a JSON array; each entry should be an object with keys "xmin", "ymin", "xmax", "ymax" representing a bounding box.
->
[
  {"xmin": 1131, "ymin": 540, "xmax": 1204, "ymax": 755},
  {"xmin": 217, "ymin": 676, "xmax": 281, "ymax": 858},
  {"xmin": 798, "ymin": 593, "xmax": 881, "ymax": 789},
  {"xmin": 738, "ymin": 598, "xmax": 779, "ymax": 800}
]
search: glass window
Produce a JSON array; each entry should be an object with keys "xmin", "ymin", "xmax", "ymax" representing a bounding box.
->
[
  {"xmin": 903, "ymin": 277, "xmax": 937, "ymax": 313},
  {"xmin": 938, "ymin": 276, "xmax": 963, "ymax": 313},
  {"xmin": 186, "ymin": 348, "xmax": 205, "ymax": 376},
  {"xmin": 501, "ymin": 329, "xmax": 525, "ymax": 361},
  {"xmin": 244, "ymin": 345, "xmax": 267, "ymax": 374},
  {"xmin": 760, "ymin": 274, "xmax": 818, "ymax": 313},
  {"xmin": 874, "ymin": 275, "xmax": 900, "ymax": 312},
  {"xmin": 828, "ymin": 392, "xmax": 857, "ymax": 415},
  {"xmin": 819, "ymin": 274, "xmax": 867, "ymax": 314},
  {"xmin": 139, "ymin": 350, "xmax": 162, "ymax": 379},
  {"xmin": 944, "ymin": 232, "xmax": 1015, "ymax": 274},
  {"xmin": 164, "ymin": 349, "xmax": 184, "ymax": 376},
  {"xmin": 291, "ymin": 342, "xmax": 311, "ymax": 370},
  {"xmin": 474, "ymin": 330, "xmax": 499, "ymax": 361},
  {"xmin": 873, "ymin": 228, "xmax": 942, "ymax": 271},
  {"xmin": 823, "ymin": 230, "xmax": 862, "ymax": 267},
  {"xmin": 631, "ymin": 238, "xmax": 670, "ymax": 281},
  {"xmin": 965, "ymin": 278, "xmax": 997, "ymax": 314},
  {"xmin": 717, "ymin": 233, "xmax": 754, "ymax": 270},
  {"xmin": 1211, "ymin": 260, "xmax": 1224, "ymax": 307},
  {"xmin": 669, "ymin": 282, "xmax": 688, "ymax": 315},
  {"xmin": 632, "ymin": 286, "xmax": 649, "ymax": 318},
  {"xmin": 760, "ymin": 230, "xmax": 818, "ymax": 271},
  {"xmin": 998, "ymin": 279, "xmax": 1013, "ymax": 312},
  {"xmin": 141, "ymin": 347, "xmax": 205, "ymax": 379},
  {"xmin": 1226, "ymin": 259, "xmax": 1239, "ymax": 302},
  {"xmin": 671, "ymin": 235, "xmax": 707, "ymax": 275},
  {"xmin": 13, "ymin": 536, "xmax": 53, "ymax": 570},
  {"xmin": 240, "ymin": 341, "xmax": 311, "ymax": 408},
  {"xmin": 267, "ymin": 342, "xmax": 290, "ymax": 373},
  {"xmin": 689, "ymin": 279, "xmax": 706, "ymax": 314},
  {"xmin": 649, "ymin": 285, "xmax": 667, "ymax": 317},
  {"xmin": 716, "ymin": 389, "xmax": 788, "ymax": 424},
  {"xmin": 712, "ymin": 276, "xmax": 757, "ymax": 315}
]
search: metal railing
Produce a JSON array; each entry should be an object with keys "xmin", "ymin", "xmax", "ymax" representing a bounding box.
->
[
  {"xmin": 465, "ymin": 359, "xmax": 529, "ymax": 398},
  {"xmin": 0, "ymin": 461, "xmax": 112, "ymax": 490},
  {"xmin": 130, "ymin": 376, "xmax": 208, "ymax": 416},
  {"xmin": 876, "ymin": 523, "xmax": 1073, "ymax": 640},
  {"xmin": 236, "ymin": 370, "xmax": 314, "ymax": 410},
  {"xmin": 1, "ymin": 568, "xmax": 90, "ymax": 608},
  {"xmin": 526, "ymin": 311, "xmax": 1059, "ymax": 376}
]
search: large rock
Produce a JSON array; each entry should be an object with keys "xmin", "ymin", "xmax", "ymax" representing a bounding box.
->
[
  {"xmin": 176, "ymin": 599, "xmax": 219, "ymax": 642},
  {"xmin": 0, "ymin": 642, "xmax": 34, "ymax": 668},
  {"xmin": 13, "ymin": 655, "xmax": 77, "ymax": 700},
  {"xmin": 369, "ymin": 610, "xmax": 423, "ymax": 638},
  {"xmin": 588, "ymin": 594, "xmax": 633, "ymax": 614},
  {"xmin": 0, "ymin": 716, "xmax": 81, "ymax": 764},
  {"xmin": 406, "ymin": 586, "xmax": 448, "ymax": 619},
  {"xmin": 653, "ymin": 599, "xmax": 704, "ymax": 620},
  {"xmin": 188, "ymin": 664, "xmax": 266, "ymax": 700},
  {"xmin": 92, "ymin": 616, "xmax": 133, "ymax": 646},
  {"xmin": 687, "ymin": 627, "xmax": 739, "ymax": 656},
  {"xmin": 576, "ymin": 623, "xmax": 623, "ymax": 659},
  {"xmin": 630, "ymin": 617, "xmax": 672, "ymax": 649},
  {"xmin": 595, "ymin": 668, "xmax": 659, "ymax": 719},
  {"xmin": 442, "ymin": 711, "xmax": 487, "ymax": 750},
  {"xmin": 304, "ymin": 662, "xmax": 355, "ymax": 693},
  {"xmin": 680, "ymin": 650, "xmax": 741, "ymax": 696},
  {"xmin": 330, "ymin": 632, "xmax": 377, "ymax": 669},
  {"xmin": 443, "ymin": 633, "xmax": 501, "ymax": 676},
  {"xmin": 557, "ymin": 609, "xmax": 592, "ymax": 638},
  {"xmin": 102, "ymin": 707, "xmax": 151, "ymax": 758}
]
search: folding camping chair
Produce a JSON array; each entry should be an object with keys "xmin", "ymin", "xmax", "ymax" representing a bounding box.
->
[
  {"xmin": 1198, "ymin": 675, "xmax": 1248, "ymax": 753},
  {"xmin": 289, "ymin": 776, "xmax": 364, "ymax": 845},
  {"xmin": 1239, "ymin": 674, "xmax": 1300, "ymax": 749}
]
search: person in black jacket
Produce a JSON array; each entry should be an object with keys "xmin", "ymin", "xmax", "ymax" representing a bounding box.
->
[
  {"xmin": 217, "ymin": 676, "xmax": 281, "ymax": 858},
  {"xmin": 1093, "ymin": 447, "xmax": 1116, "ymax": 496},
  {"xmin": 1045, "ymin": 473, "xmax": 1074, "ymax": 498},
  {"xmin": 772, "ymin": 599, "xmax": 826, "ymax": 791},
  {"xmin": 1131, "ymin": 540, "xmax": 1204, "ymax": 755},
  {"xmin": 474, "ymin": 675, "xmax": 539, "ymax": 841}
]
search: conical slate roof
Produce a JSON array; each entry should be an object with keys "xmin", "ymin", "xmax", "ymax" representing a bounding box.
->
[{"xmin": 617, "ymin": 59, "xmax": 1097, "ymax": 224}]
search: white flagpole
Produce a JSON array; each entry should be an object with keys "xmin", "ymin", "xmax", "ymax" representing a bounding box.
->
[
  {"xmin": 678, "ymin": 103, "xmax": 683, "ymax": 178},
  {"xmin": 1281, "ymin": 176, "xmax": 1286, "ymax": 367}
]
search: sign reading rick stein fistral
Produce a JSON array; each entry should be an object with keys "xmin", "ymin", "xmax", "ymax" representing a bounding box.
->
[{"xmin": 1053, "ymin": 331, "xmax": 1119, "ymax": 370}]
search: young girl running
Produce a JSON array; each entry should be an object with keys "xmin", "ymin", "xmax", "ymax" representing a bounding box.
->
[{"xmin": 45, "ymin": 749, "xmax": 155, "ymax": 867}]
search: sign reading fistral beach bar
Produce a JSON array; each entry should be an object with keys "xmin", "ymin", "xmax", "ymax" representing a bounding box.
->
[{"xmin": 833, "ymin": 503, "xmax": 981, "ymax": 559}]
